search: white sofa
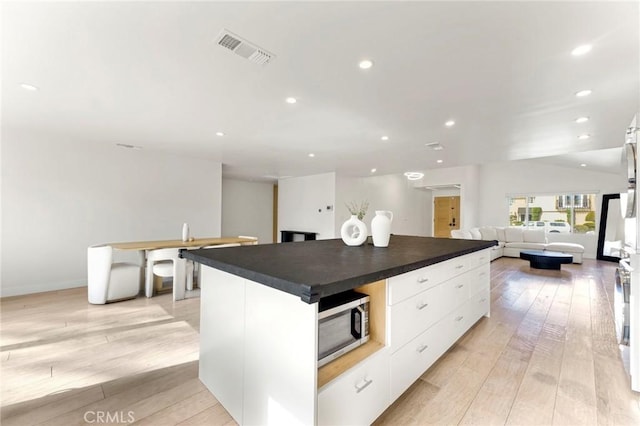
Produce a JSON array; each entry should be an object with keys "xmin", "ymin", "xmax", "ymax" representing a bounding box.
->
[{"xmin": 451, "ymin": 226, "xmax": 584, "ymax": 263}]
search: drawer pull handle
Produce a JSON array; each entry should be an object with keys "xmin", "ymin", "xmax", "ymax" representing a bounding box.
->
[
  {"xmin": 456, "ymin": 284, "xmax": 464, "ymax": 289},
  {"xmin": 355, "ymin": 378, "xmax": 373, "ymax": 393},
  {"xmin": 417, "ymin": 302, "xmax": 429, "ymax": 310},
  {"xmin": 455, "ymin": 265, "xmax": 464, "ymax": 270},
  {"xmin": 417, "ymin": 277, "xmax": 429, "ymax": 283},
  {"xmin": 455, "ymin": 316, "xmax": 464, "ymax": 322},
  {"xmin": 417, "ymin": 344, "xmax": 428, "ymax": 353}
]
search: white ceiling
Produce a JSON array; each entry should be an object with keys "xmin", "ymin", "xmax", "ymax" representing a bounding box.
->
[{"xmin": 3, "ymin": 1, "xmax": 638, "ymax": 182}]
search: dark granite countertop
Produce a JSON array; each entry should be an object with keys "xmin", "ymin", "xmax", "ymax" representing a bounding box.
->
[{"xmin": 181, "ymin": 235, "xmax": 496, "ymax": 303}]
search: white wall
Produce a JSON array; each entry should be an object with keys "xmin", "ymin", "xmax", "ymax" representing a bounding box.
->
[
  {"xmin": 413, "ymin": 165, "xmax": 481, "ymax": 231},
  {"xmin": 478, "ymin": 159, "xmax": 627, "ymax": 225},
  {"xmin": 1, "ymin": 132, "xmax": 222, "ymax": 297},
  {"xmin": 278, "ymin": 172, "xmax": 336, "ymax": 240},
  {"xmin": 335, "ymin": 174, "xmax": 431, "ymax": 237},
  {"xmin": 431, "ymin": 188, "xmax": 460, "ymax": 197},
  {"xmin": 222, "ymin": 179, "xmax": 273, "ymax": 244},
  {"xmin": 478, "ymin": 159, "xmax": 627, "ymax": 258}
]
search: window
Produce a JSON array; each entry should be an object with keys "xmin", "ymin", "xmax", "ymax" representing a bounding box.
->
[{"xmin": 508, "ymin": 193, "xmax": 597, "ymax": 234}]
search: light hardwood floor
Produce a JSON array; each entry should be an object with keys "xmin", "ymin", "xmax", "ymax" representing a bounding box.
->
[{"xmin": 1, "ymin": 258, "xmax": 639, "ymax": 425}]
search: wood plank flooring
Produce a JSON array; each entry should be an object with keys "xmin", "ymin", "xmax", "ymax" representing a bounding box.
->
[{"xmin": 1, "ymin": 258, "xmax": 639, "ymax": 425}]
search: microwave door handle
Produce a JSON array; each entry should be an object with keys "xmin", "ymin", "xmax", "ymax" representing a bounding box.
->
[{"xmin": 351, "ymin": 307, "xmax": 362, "ymax": 339}]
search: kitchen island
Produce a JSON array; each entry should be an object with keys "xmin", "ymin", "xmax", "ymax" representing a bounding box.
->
[{"xmin": 183, "ymin": 235, "xmax": 495, "ymax": 425}]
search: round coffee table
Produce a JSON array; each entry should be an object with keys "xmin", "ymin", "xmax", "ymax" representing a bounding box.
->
[{"xmin": 520, "ymin": 250, "xmax": 573, "ymax": 270}]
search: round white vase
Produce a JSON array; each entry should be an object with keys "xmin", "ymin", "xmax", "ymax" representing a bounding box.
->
[
  {"xmin": 340, "ymin": 215, "xmax": 368, "ymax": 246},
  {"xmin": 371, "ymin": 210, "xmax": 393, "ymax": 247}
]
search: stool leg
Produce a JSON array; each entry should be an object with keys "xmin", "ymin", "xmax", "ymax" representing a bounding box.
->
[
  {"xmin": 173, "ymin": 259, "xmax": 186, "ymax": 301},
  {"xmin": 145, "ymin": 258, "xmax": 154, "ymax": 298},
  {"xmin": 154, "ymin": 275, "xmax": 164, "ymax": 292},
  {"xmin": 186, "ymin": 261, "xmax": 194, "ymax": 291}
]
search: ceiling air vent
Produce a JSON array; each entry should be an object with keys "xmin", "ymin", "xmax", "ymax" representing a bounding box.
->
[
  {"xmin": 425, "ymin": 142, "xmax": 444, "ymax": 151},
  {"xmin": 216, "ymin": 29, "xmax": 275, "ymax": 65}
]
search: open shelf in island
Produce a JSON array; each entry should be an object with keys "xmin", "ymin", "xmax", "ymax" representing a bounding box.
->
[{"xmin": 317, "ymin": 279, "xmax": 387, "ymax": 388}]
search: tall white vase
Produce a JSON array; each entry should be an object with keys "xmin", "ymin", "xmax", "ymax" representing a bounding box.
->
[
  {"xmin": 371, "ymin": 210, "xmax": 393, "ymax": 247},
  {"xmin": 340, "ymin": 215, "xmax": 368, "ymax": 246},
  {"xmin": 182, "ymin": 223, "xmax": 190, "ymax": 242}
]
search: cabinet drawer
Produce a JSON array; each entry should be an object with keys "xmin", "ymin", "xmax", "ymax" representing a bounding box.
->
[
  {"xmin": 474, "ymin": 249, "xmax": 491, "ymax": 268},
  {"xmin": 389, "ymin": 285, "xmax": 442, "ymax": 350},
  {"xmin": 318, "ymin": 348, "xmax": 390, "ymax": 426},
  {"xmin": 390, "ymin": 324, "xmax": 445, "ymax": 401},
  {"xmin": 441, "ymin": 291, "xmax": 489, "ymax": 349},
  {"xmin": 442, "ymin": 255, "xmax": 470, "ymax": 278},
  {"xmin": 440, "ymin": 273, "xmax": 470, "ymax": 316},
  {"xmin": 468, "ymin": 263, "xmax": 490, "ymax": 297},
  {"xmin": 388, "ymin": 263, "xmax": 447, "ymax": 305},
  {"xmin": 470, "ymin": 289, "xmax": 490, "ymax": 321},
  {"xmin": 440, "ymin": 306, "xmax": 472, "ymax": 349}
]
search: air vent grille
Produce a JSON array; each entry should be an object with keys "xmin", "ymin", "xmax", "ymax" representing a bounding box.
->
[
  {"xmin": 218, "ymin": 34, "xmax": 242, "ymax": 51},
  {"xmin": 425, "ymin": 142, "xmax": 444, "ymax": 151},
  {"xmin": 216, "ymin": 29, "xmax": 276, "ymax": 65}
]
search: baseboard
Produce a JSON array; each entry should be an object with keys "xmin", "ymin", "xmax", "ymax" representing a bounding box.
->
[{"xmin": 0, "ymin": 280, "xmax": 87, "ymax": 298}]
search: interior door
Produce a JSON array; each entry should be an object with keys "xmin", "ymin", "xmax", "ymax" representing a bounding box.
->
[{"xmin": 434, "ymin": 196, "xmax": 460, "ymax": 238}]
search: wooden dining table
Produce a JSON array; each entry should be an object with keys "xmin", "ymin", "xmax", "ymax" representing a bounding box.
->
[
  {"xmin": 109, "ymin": 236, "xmax": 257, "ymax": 251},
  {"xmin": 107, "ymin": 236, "xmax": 257, "ymax": 301}
]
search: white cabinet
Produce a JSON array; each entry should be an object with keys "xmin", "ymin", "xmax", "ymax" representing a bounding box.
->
[
  {"xmin": 389, "ymin": 284, "xmax": 442, "ymax": 350},
  {"xmin": 199, "ymin": 269, "xmax": 317, "ymax": 426},
  {"xmin": 199, "ymin": 248, "xmax": 491, "ymax": 426},
  {"xmin": 199, "ymin": 268, "xmax": 246, "ymax": 422},
  {"xmin": 318, "ymin": 250, "xmax": 491, "ymax": 424},
  {"xmin": 440, "ymin": 272, "xmax": 470, "ymax": 315},
  {"xmin": 470, "ymin": 289, "xmax": 490, "ymax": 322},
  {"xmin": 388, "ymin": 261, "xmax": 446, "ymax": 304},
  {"xmin": 318, "ymin": 347, "xmax": 390, "ymax": 426},
  {"xmin": 468, "ymin": 263, "xmax": 490, "ymax": 297},
  {"xmin": 385, "ymin": 250, "xmax": 492, "ymax": 408},
  {"xmin": 390, "ymin": 323, "xmax": 446, "ymax": 401}
]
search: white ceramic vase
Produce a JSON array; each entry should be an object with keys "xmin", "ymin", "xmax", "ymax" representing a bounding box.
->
[
  {"xmin": 182, "ymin": 223, "xmax": 190, "ymax": 242},
  {"xmin": 371, "ymin": 210, "xmax": 393, "ymax": 247},
  {"xmin": 340, "ymin": 215, "xmax": 368, "ymax": 246}
]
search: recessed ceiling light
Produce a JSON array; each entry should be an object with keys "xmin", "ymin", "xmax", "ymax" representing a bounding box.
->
[
  {"xmin": 445, "ymin": 120, "xmax": 455, "ymax": 127},
  {"xmin": 404, "ymin": 172, "xmax": 424, "ymax": 180},
  {"xmin": 580, "ymin": 163, "xmax": 587, "ymax": 167},
  {"xmin": 578, "ymin": 134, "xmax": 591, "ymax": 140},
  {"xmin": 381, "ymin": 135, "xmax": 389, "ymax": 141},
  {"xmin": 215, "ymin": 132, "xmax": 225, "ymax": 137},
  {"xmin": 286, "ymin": 97, "xmax": 297, "ymax": 104},
  {"xmin": 359, "ymin": 59, "xmax": 374, "ymax": 69},
  {"xmin": 436, "ymin": 159, "xmax": 443, "ymax": 164},
  {"xmin": 576, "ymin": 89, "xmax": 592, "ymax": 97},
  {"xmin": 20, "ymin": 83, "xmax": 38, "ymax": 91},
  {"xmin": 371, "ymin": 168, "xmax": 377, "ymax": 173},
  {"xmin": 571, "ymin": 44, "xmax": 592, "ymax": 56},
  {"xmin": 575, "ymin": 117, "xmax": 589, "ymax": 123},
  {"xmin": 308, "ymin": 153, "xmax": 315, "ymax": 158}
]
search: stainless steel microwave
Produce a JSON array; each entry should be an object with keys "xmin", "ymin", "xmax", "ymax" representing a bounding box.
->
[{"xmin": 318, "ymin": 290, "xmax": 370, "ymax": 367}]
